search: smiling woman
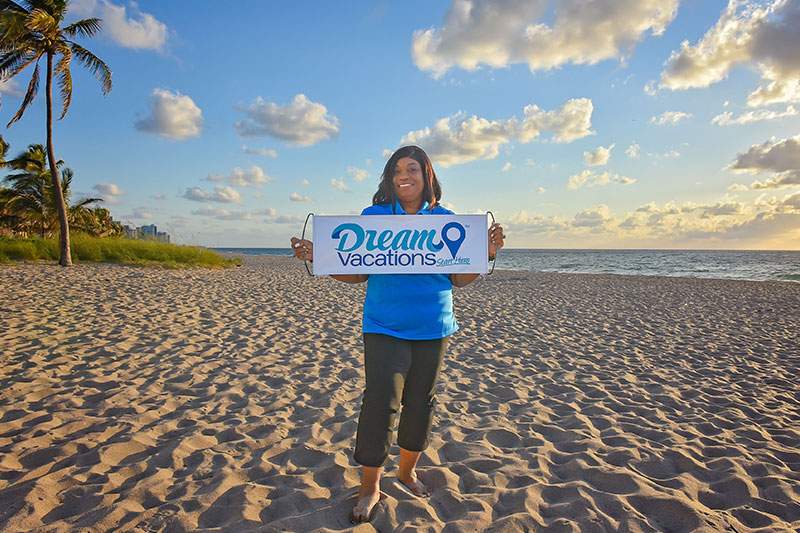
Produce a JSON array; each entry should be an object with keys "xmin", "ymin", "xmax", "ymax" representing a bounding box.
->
[{"xmin": 289, "ymin": 145, "xmax": 505, "ymax": 524}]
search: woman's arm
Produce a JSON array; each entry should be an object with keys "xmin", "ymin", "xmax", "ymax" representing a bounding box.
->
[
  {"xmin": 450, "ymin": 273, "xmax": 480, "ymax": 288},
  {"xmin": 450, "ymin": 222, "xmax": 505, "ymax": 288}
]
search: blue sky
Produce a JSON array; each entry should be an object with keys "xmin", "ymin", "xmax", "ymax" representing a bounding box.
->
[{"xmin": 1, "ymin": 0, "xmax": 798, "ymax": 249}]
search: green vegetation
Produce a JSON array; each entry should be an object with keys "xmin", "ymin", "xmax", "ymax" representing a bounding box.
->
[
  {"xmin": 0, "ymin": 234, "xmax": 241, "ymax": 268},
  {"xmin": 1, "ymin": 141, "xmax": 122, "ymax": 239},
  {"xmin": 1, "ymin": 0, "xmax": 113, "ymax": 266}
]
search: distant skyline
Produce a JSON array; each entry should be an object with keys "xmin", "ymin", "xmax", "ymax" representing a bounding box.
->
[{"xmin": 1, "ymin": 0, "xmax": 798, "ymax": 249}]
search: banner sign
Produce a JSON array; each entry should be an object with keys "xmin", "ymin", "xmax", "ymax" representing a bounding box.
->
[{"xmin": 312, "ymin": 215, "xmax": 488, "ymax": 275}]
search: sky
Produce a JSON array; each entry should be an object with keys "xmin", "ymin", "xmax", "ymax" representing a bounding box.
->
[{"xmin": 1, "ymin": 0, "xmax": 799, "ymax": 249}]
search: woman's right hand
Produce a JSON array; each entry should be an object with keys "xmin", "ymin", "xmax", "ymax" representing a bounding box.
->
[{"xmin": 290, "ymin": 237, "xmax": 313, "ymax": 262}]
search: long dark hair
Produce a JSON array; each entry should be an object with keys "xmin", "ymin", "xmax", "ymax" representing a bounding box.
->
[{"xmin": 372, "ymin": 145, "xmax": 442, "ymax": 210}]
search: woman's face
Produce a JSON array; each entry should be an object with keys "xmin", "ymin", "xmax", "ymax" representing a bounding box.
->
[{"xmin": 392, "ymin": 156, "xmax": 424, "ymax": 205}]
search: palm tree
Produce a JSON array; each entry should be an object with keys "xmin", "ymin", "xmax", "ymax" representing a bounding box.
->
[
  {"xmin": 2, "ymin": 142, "xmax": 103, "ymax": 237},
  {"xmin": 1, "ymin": 0, "xmax": 112, "ymax": 265}
]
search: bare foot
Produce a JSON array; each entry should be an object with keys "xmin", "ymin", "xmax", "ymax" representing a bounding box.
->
[
  {"xmin": 350, "ymin": 490, "xmax": 381, "ymax": 524},
  {"xmin": 397, "ymin": 474, "xmax": 431, "ymax": 498}
]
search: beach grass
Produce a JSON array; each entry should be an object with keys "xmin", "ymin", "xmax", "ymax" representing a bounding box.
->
[{"xmin": 0, "ymin": 234, "xmax": 241, "ymax": 268}]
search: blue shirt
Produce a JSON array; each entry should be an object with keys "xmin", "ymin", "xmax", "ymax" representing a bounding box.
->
[{"xmin": 360, "ymin": 201, "xmax": 459, "ymax": 340}]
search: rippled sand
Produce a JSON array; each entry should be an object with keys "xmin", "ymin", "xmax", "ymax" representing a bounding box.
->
[{"xmin": 1, "ymin": 255, "xmax": 798, "ymax": 532}]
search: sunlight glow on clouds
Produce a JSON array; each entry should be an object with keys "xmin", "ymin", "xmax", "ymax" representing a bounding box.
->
[
  {"xmin": 235, "ymin": 94, "xmax": 340, "ymax": 146},
  {"xmin": 711, "ymin": 105, "xmax": 798, "ymax": 126},
  {"xmin": 567, "ymin": 170, "xmax": 636, "ymax": 190},
  {"xmin": 660, "ymin": 0, "xmax": 800, "ymax": 107},
  {"xmin": 650, "ymin": 111, "xmax": 692, "ymax": 126},
  {"xmin": 70, "ymin": 0, "xmax": 168, "ymax": 51},
  {"xmin": 330, "ymin": 178, "xmax": 350, "ymax": 192},
  {"xmin": 92, "ymin": 182, "xmax": 123, "ymax": 204},
  {"xmin": 206, "ymin": 166, "xmax": 273, "ymax": 187},
  {"xmin": 289, "ymin": 192, "xmax": 310, "ymax": 203},
  {"xmin": 730, "ymin": 135, "xmax": 800, "ymax": 189},
  {"xmin": 398, "ymin": 98, "xmax": 594, "ymax": 167},
  {"xmin": 135, "ymin": 89, "xmax": 202, "ymax": 140},
  {"xmin": 412, "ymin": 0, "xmax": 679, "ymax": 77},
  {"xmin": 583, "ymin": 144, "xmax": 615, "ymax": 166},
  {"xmin": 182, "ymin": 186, "xmax": 241, "ymax": 204}
]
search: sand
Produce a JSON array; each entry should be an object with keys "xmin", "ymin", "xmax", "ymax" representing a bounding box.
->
[{"xmin": 0, "ymin": 255, "xmax": 798, "ymax": 532}]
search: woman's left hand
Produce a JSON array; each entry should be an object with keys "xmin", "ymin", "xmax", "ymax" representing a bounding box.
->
[{"xmin": 489, "ymin": 222, "xmax": 505, "ymax": 259}]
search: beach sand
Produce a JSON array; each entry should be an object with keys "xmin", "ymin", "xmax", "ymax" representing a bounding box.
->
[{"xmin": 1, "ymin": 255, "xmax": 798, "ymax": 532}]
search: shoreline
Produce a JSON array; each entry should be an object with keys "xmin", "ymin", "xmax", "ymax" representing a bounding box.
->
[{"xmin": 213, "ymin": 250, "xmax": 800, "ymax": 285}]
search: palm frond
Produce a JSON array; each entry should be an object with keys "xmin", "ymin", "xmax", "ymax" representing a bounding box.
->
[
  {"xmin": 0, "ymin": 8, "xmax": 31, "ymax": 46},
  {"xmin": 55, "ymin": 46, "xmax": 71, "ymax": 118},
  {"xmin": 24, "ymin": 8, "xmax": 56, "ymax": 35},
  {"xmin": 67, "ymin": 40, "xmax": 111, "ymax": 94},
  {"xmin": 0, "ymin": 1, "xmax": 29, "ymax": 14},
  {"xmin": 0, "ymin": 50, "xmax": 36, "ymax": 80},
  {"xmin": 62, "ymin": 17, "xmax": 101, "ymax": 38},
  {"xmin": 6, "ymin": 60, "xmax": 38, "ymax": 126},
  {"xmin": 72, "ymin": 196, "xmax": 101, "ymax": 208}
]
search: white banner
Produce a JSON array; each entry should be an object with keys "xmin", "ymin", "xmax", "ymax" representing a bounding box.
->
[{"xmin": 311, "ymin": 214, "xmax": 488, "ymax": 275}]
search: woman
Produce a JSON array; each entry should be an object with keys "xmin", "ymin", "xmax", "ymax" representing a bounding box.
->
[{"xmin": 290, "ymin": 145, "xmax": 505, "ymax": 524}]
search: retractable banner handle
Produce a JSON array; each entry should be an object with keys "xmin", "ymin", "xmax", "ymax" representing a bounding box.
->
[
  {"xmin": 301, "ymin": 212, "xmax": 314, "ymax": 276},
  {"xmin": 487, "ymin": 210, "xmax": 497, "ymax": 275}
]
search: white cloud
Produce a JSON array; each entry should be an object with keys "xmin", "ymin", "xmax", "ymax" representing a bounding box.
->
[
  {"xmin": 347, "ymin": 166, "xmax": 369, "ymax": 182},
  {"xmin": 101, "ymin": 1, "xmax": 167, "ymax": 50},
  {"xmin": 135, "ymin": 89, "xmax": 202, "ymax": 140},
  {"xmin": 301, "ymin": 178, "xmax": 310, "ymax": 187},
  {"xmin": 728, "ymin": 183, "xmax": 749, "ymax": 192},
  {"xmin": 501, "ymin": 162, "xmax": 513, "ymax": 172},
  {"xmin": 398, "ymin": 98, "xmax": 593, "ymax": 168},
  {"xmin": 573, "ymin": 205, "xmax": 614, "ymax": 228},
  {"xmin": 330, "ymin": 178, "xmax": 350, "ymax": 192},
  {"xmin": 626, "ymin": 143, "xmax": 641, "ymax": 159},
  {"xmin": 535, "ymin": 186, "xmax": 546, "ymax": 194},
  {"xmin": 711, "ymin": 105, "xmax": 798, "ymax": 126},
  {"xmin": 518, "ymin": 98, "xmax": 595, "ymax": 143},
  {"xmin": 235, "ymin": 94, "xmax": 339, "ymax": 146},
  {"xmin": 289, "ymin": 192, "xmax": 310, "ymax": 202},
  {"xmin": 643, "ymin": 80, "xmax": 658, "ymax": 96},
  {"xmin": 182, "ymin": 185, "xmax": 241, "ymax": 203},
  {"xmin": 509, "ymin": 193, "xmax": 800, "ymax": 246},
  {"xmin": 242, "ymin": 146, "xmax": 278, "ymax": 158},
  {"xmin": 126, "ymin": 206, "xmax": 152, "ymax": 220},
  {"xmin": 71, "ymin": 0, "xmax": 167, "ymax": 50},
  {"xmin": 660, "ymin": 0, "xmax": 800, "ymax": 107},
  {"xmin": 191, "ymin": 207, "xmax": 254, "ymax": 221},
  {"xmin": 729, "ymin": 135, "xmax": 800, "ymax": 189},
  {"xmin": 412, "ymin": 0, "xmax": 678, "ymax": 77},
  {"xmin": 567, "ymin": 170, "xmax": 636, "ymax": 190},
  {"xmin": 525, "ymin": 158, "xmax": 536, "ymax": 167},
  {"xmin": 206, "ymin": 166, "xmax": 272, "ymax": 187},
  {"xmin": 92, "ymin": 182, "xmax": 123, "ymax": 204},
  {"xmin": 649, "ymin": 110, "xmax": 692, "ymax": 126},
  {"xmin": 583, "ymin": 144, "xmax": 615, "ymax": 166}
]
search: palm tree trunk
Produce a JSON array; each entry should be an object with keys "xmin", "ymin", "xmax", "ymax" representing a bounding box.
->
[{"xmin": 45, "ymin": 52, "xmax": 72, "ymax": 266}]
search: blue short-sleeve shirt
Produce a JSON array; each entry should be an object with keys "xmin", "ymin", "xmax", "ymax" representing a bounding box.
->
[{"xmin": 360, "ymin": 201, "xmax": 459, "ymax": 340}]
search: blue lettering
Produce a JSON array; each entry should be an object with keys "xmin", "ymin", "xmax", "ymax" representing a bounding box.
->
[{"xmin": 331, "ymin": 224, "xmax": 364, "ymax": 252}]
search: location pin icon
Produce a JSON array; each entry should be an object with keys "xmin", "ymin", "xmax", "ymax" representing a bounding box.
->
[{"xmin": 441, "ymin": 222, "xmax": 466, "ymax": 258}]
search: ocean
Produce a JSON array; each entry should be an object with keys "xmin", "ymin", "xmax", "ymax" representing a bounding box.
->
[{"xmin": 212, "ymin": 248, "xmax": 800, "ymax": 283}]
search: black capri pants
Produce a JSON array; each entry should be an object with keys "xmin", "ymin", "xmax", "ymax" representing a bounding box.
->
[{"xmin": 353, "ymin": 332, "xmax": 449, "ymax": 468}]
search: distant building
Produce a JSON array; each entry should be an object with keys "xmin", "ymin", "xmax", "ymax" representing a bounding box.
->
[{"xmin": 122, "ymin": 223, "xmax": 170, "ymax": 243}]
